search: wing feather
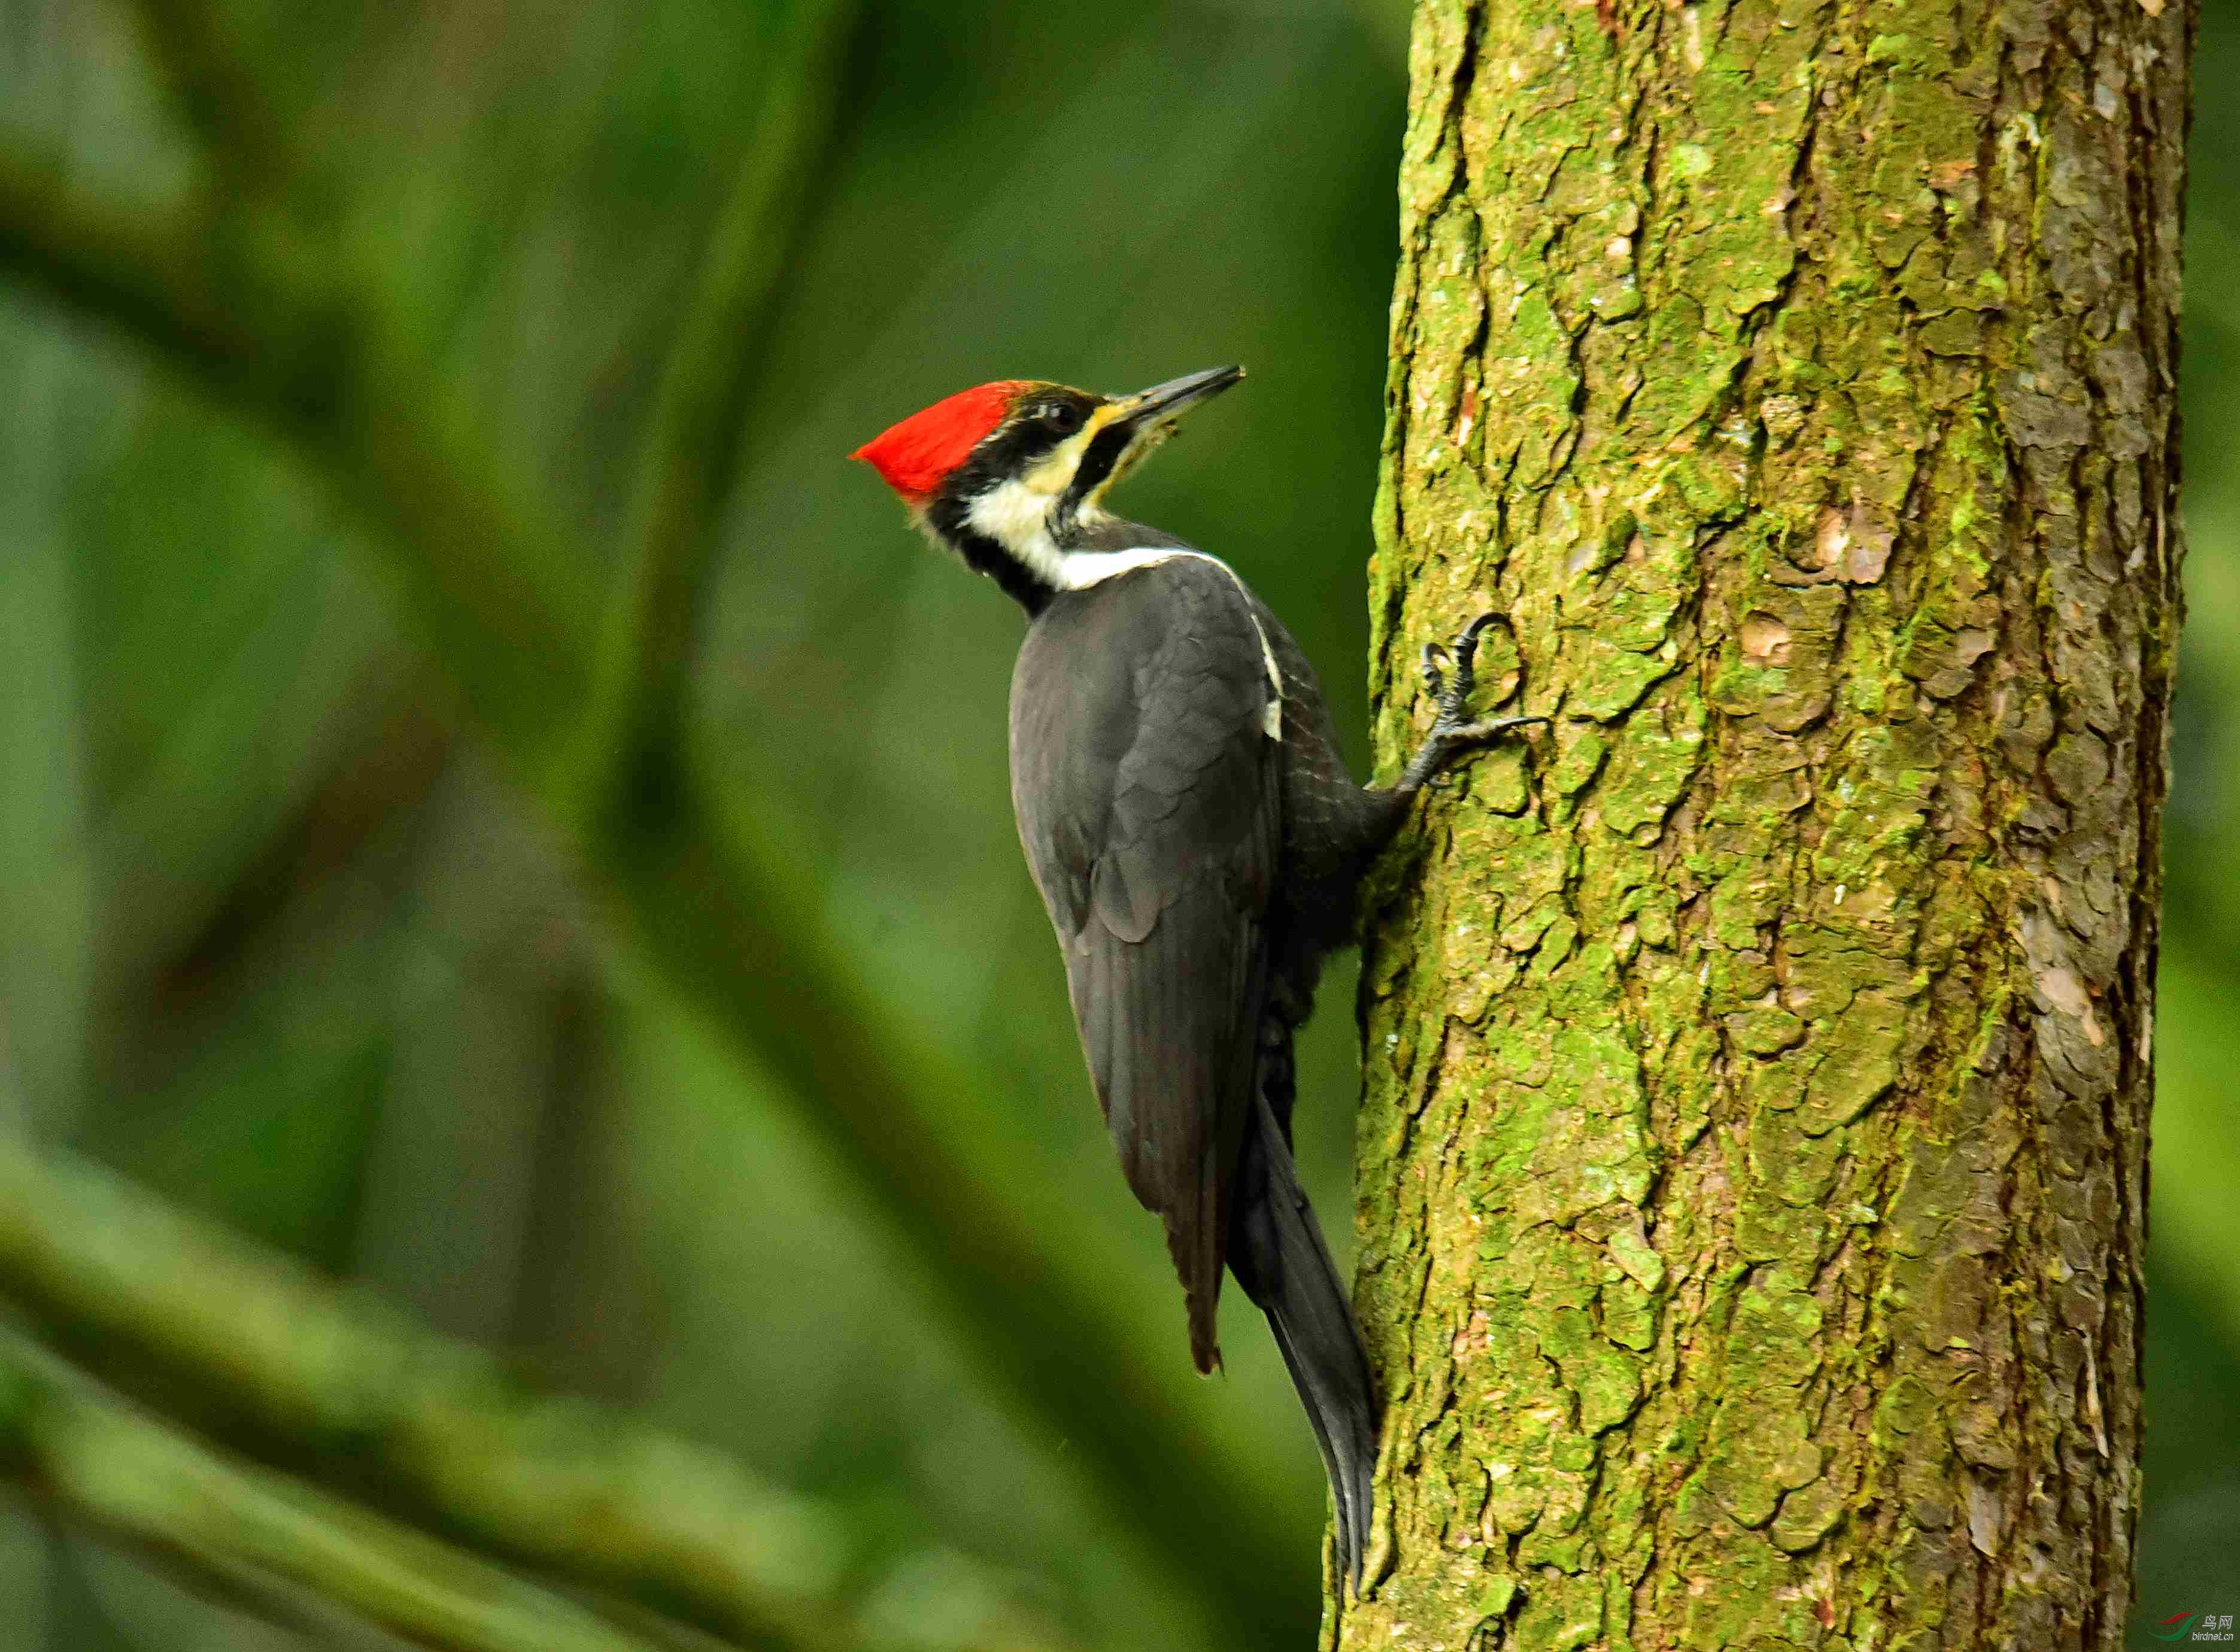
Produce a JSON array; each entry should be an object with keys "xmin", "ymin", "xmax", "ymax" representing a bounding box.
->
[{"xmin": 1010, "ymin": 558, "xmax": 1279, "ymax": 1371}]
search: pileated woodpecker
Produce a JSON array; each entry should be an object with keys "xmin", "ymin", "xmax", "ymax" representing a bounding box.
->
[{"xmin": 853, "ymin": 366, "xmax": 1537, "ymax": 1589}]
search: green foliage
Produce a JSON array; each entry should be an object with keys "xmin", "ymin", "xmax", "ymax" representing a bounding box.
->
[{"xmin": 0, "ymin": 1, "xmax": 1417, "ymax": 1647}]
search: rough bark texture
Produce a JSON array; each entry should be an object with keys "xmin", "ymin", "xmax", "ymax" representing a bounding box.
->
[{"xmin": 1347, "ymin": 0, "xmax": 2189, "ymax": 1647}]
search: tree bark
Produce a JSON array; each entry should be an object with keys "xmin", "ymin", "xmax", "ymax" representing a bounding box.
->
[{"xmin": 1349, "ymin": 0, "xmax": 2189, "ymax": 1646}]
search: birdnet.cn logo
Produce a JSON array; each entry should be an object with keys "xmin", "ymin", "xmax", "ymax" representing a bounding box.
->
[{"xmin": 2151, "ymin": 1612, "xmax": 2237, "ymax": 1642}]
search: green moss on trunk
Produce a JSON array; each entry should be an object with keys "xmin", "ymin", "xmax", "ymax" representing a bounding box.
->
[{"xmin": 1348, "ymin": 0, "xmax": 2190, "ymax": 1646}]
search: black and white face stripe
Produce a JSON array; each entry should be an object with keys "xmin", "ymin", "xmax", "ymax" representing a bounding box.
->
[
  {"xmin": 1069, "ymin": 418, "xmax": 1138, "ymax": 503},
  {"xmin": 921, "ymin": 369, "xmax": 1243, "ymax": 614},
  {"xmin": 919, "ymin": 385, "xmax": 1103, "ymax": 611}
]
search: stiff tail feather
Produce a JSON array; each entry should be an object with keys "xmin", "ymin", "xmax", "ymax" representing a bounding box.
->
[{"xmin": 1229, "ymin": 1085, "xmax": 1380, "ymax": 1593}]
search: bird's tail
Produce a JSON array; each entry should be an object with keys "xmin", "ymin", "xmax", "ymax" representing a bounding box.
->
[{"xmin": 1229, "ymin": 1059, "xmax": 1380, "ymax": 1595}]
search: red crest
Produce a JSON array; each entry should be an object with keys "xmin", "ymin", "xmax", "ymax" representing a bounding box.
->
[{"xmin": 852, "ymin": 381, "xmax": 1028, "ymax": 501}]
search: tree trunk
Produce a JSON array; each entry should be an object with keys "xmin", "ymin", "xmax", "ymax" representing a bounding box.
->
[{"xmin": 1347, "ymin": 0, "xmax": 2189, "ymax": 1646}]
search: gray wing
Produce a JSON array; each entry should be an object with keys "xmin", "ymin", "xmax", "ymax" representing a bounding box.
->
[{"xmin": 1009, "ymin": 558, "xmax": 1280, "ymax": 1372}]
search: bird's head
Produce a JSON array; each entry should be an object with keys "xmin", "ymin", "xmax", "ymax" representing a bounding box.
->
[{"xmin": 852, "ymin": 366, "xmax": 1243, "ymax": 607}]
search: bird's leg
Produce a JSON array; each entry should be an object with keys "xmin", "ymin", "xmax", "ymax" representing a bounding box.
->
[{"xmin": 1394, "ymin": 614, "xmax": 1546, "ymax": 797}]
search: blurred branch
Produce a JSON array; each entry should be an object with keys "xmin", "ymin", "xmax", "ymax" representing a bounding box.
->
[
  {"xmin": 596, "ymin": 0, "xmax": 862, "ymax": 779},
  {"xmin": 1, "ymin": 1339, "xmax": 662, "ymax": 1652},
  {"xmin": 0, "ymin": 1131, "xmax": 856, "ymax": 1651},
  {"xmin": 0, "ymin": 143, "xmax": 1307, "ymax": 1633},
  {"xmin": 124, "ymin": 0, "xmax": 298, "ymax": 198},
  {"xmin": 601, "ymin": 800, "xmax": 1315, "ymax": 1627},
  {"xmin": 0, "ymin": 153, "xmax": 600, "ymax": 777}
]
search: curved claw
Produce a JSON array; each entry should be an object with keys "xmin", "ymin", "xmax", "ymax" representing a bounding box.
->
[
  {"xmin": 1420, "ymin": 640, "xmax": 1450, "ymax": 700},
  {"xmin": 1434, "ymin": 612, "xmax": 1511, "ymax": 722},
  {"xmin": 1452, "ymin": 612, "xmax": 1500, "ymax": 675}
]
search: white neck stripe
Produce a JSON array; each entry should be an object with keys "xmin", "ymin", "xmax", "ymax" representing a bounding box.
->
[
  {"xmin": 1052, "ymin": 547, "xmax": 1183, "ymax": 588},
  {"xmin": 961, "ymin": 484, "xmax": 1189, "ymax": 593},
  {"xmin": 960, "ymin": 482, "xmax": 1284, "ymax": 739}
]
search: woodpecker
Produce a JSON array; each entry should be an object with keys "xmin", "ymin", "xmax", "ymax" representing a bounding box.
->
[{"xmin": 852, "ymin": 366, "xmax": 1537, "ymax": 1589}]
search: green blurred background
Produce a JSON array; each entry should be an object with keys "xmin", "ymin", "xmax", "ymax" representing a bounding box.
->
[{"xmin": 0, "ymin": 0, "xmax": 2232, "ymax": 1646}]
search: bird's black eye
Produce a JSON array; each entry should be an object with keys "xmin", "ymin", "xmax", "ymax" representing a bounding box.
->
[{"xmin": 1042, "ymin": 403, "xmax": 1083, "ymax": 436}]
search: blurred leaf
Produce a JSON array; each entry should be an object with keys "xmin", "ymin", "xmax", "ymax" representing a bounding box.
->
[{"xmin": 0, "ymin": 307, "xmax": 99, "ymax": 1132}]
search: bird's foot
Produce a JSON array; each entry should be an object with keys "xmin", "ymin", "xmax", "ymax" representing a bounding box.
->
[
  {"xmin": 1398, "ymin": 614, "xmax": 1546, "ymax": 794},
  {"xmin": 1418, "ymin": 612, "xmax": 1500, "ymax": 725}
]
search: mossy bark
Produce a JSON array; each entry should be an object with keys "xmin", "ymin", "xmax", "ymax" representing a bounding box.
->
[{"xmin": 1348, "ymin": 0, "xmax": 2189, "ymax": 1647}]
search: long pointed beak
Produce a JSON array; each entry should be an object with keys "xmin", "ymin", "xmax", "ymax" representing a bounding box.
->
[{"xmin": 1107, "ymin": 365, "xmax": 1245, "ymax": 430}]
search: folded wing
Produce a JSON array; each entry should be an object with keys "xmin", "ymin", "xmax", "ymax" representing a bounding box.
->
[{"xmin": 1009, "ymin": 558, "xmax": 1280, "ymax": 1371}]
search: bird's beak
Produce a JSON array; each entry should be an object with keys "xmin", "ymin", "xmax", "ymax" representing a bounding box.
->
[
  {"xmin": 1072, "ymin": 366, "xmax": 1245, "ymax": 501},
  {"xmin": 1106, "ymin": 365, "xmax": 1245, "ymax": 434}
]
